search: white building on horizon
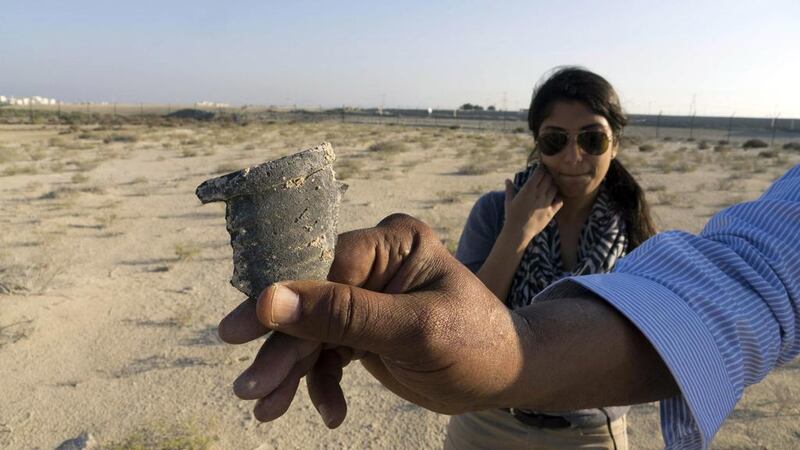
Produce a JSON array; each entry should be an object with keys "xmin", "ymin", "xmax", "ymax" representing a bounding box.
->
[{"xmin": 0, "ymin": 95, "xmax": 60, "ymax": 105}]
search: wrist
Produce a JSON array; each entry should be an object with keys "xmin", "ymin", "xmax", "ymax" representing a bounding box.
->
[{"xmin": 497, "ymin": 226, "xmax": 534, "ymax": 252}]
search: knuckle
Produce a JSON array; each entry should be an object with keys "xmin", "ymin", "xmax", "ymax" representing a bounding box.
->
[{"xmin": 323, "ymin": 284, "xmax": 367, "ymax": 345}]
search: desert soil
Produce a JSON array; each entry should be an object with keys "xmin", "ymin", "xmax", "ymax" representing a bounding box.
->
[{"xmin": 1, "ymin": 121, "xmax": 799, "ymax": 449}]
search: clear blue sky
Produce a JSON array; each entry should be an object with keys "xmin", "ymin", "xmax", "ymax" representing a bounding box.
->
[{"xmin": 2, "ymin": 0, "xmax": 799, "ymax": 117}]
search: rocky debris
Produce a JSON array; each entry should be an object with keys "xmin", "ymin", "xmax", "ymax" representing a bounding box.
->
[{"xmin": 196, "ymin": 142, "xmax": 345, "ymax": 298}]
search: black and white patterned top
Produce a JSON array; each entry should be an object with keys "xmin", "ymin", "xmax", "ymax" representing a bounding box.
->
[{"xmin": 507, "ymin": 162, "xmax": 629, "ymax": 309}]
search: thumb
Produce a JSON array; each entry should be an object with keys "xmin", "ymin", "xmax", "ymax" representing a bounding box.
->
[{"xmin": 256, "ymin": 281, "xmax": 422, "ymax": 358}]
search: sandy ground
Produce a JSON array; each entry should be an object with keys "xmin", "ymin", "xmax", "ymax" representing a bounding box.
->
[{"xmin": 1, "ymin": 121, "xmax": 799, "ymax": 449}]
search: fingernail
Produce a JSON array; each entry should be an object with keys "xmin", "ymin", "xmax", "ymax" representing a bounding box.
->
[
  {"xmin": 270, "ymin": 284, "xmax": 300, "ymax": 325},
  {"xmin": 317, "ymin": 403, "xmax": 334, "ymax": 427}
]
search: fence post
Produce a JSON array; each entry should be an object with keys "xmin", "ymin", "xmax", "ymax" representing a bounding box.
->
[
  {"xmin": 655, "ymin": 111, "xmax": 662, "ymax": 138},
  {"xmin": 770, "ymin": 114, "xmax": 780, "ymax": 147},
  {"xmin": 726, "ymin": 113, "xmax": 735, "ymax": 142}
]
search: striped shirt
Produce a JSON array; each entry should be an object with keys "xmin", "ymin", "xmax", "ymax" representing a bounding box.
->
[{"xmin": 537, "ymin": 164, "xmax": 800, "ymax": 449}]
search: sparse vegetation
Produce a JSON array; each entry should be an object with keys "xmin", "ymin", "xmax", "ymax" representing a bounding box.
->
[
  {"xmin": 368, "ymin": 140, "xmax": 408, "ymax": 154},
  {"xmin": 758, "ymin": 150, "xmax": 778, "ymax": 158},
  {"xmin": 103, "ymin": 421, "xmax": 215, "ymax": 450},
  {"xmin": 213, "ymin": 163, "xmax": 240, "ymax": 174},
  {"xmin": 783, "ymin": 142, "xmax": 800, "ymax": 151},
  {"xmin": 174, "ymin": 243, "xmax": 201, "ymax": 261},
  {"xmin": 2, "ymin": 164, "xmax": 39, "ymax": 176},
  {"xmin": 103, "ymin": 134, "xmax": 138, "ymax": 144},
  {"xmin": 456, "ymin": 162, "xmax": 492, "ymax": 175},
  {"xmin": 742, "ymin": 139, "xmax": 768, "ymax": 149},
  {"xmin": 638, "ymin": 144, "xmax": 657, "ymax": 152},
  {"xmin": 71, "ymin": 173, "xmax": 90, "ymax": 183},
  {"xmin": 334, "ymin": 157, "xmax": 363, "ymax": 180},
  {"xmin": 2, "ymin": 117, "xmax": 800, "ymax": 450}
]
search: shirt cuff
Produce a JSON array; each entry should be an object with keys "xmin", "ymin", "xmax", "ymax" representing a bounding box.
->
[{"xmin": 537, "ymin": 274, "xmax": 738, "ymax": 449}]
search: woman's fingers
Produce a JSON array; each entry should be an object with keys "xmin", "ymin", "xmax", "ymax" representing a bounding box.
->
[
  {"xmin": 307, "ymin": 349, "xmax": 348, "ymax": 428},
  {"xmin": 552, "ymin": 195, "xmax": 564, "ymax": 212},
  {"xmin": 504, "ymin": 179, "xmax": 514, "ymax": 214}
]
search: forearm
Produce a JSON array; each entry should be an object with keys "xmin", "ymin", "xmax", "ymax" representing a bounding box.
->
[
  {"xmin": 476, "ymin": 229, "xmax": 531, "ymax": 301},
  {"xmin": 498, "ymin": 292, "xmax": 679, "ymax": 410}
]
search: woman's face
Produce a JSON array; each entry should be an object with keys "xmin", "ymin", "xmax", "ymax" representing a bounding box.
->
[{"xmin": 537, "ymin": 100, "xmax": 618, "ymax": 201}]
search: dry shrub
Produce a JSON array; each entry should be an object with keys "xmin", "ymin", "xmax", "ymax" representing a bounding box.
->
[
  {"xmin": 645, "ymin": 184, "xmax": 667, "ymax": 192},
  {"xmin": 457, "ymin": 163, "xmax": 492, "ymax": 175},
  {"xmin": 368, "ymin": 141, "xmax": 408, "ymax": 154},
  {"xmin": 654, "ymin": 191, "xmax": 683, "ymax": 206},
  {"xmin": 742, "ymin": 139, "xmax": 768, "ymax": 149},
  {"xmin": 334, "ymin": 158, "xmax": 363, "ymax": 180},
  {"xmin": 782, "ymin": 142, "xmax": 800, "ymax": 151},
  {"xmin": 71, "ymin": 173, "xmax": 90, "ymax": 184},
  {"xmin": 103, "ymin": 134, "xmax": 138, "ymax": 144},
  {"xmin": 758, "ymin": 150, "xmax": 778, "ymax": 159},
  {"xmin": 0, "ymin": 248, "xmax": 67, "ymax": 296},
  {"xmin": 213, "ymin": 163, "xmax": 240, "ymax": 174},
  {"xmin": 638, "ymin": 144, "xmax": 657, "ymax": 152},
  {"xmin": 71, "ymin": 160, "xmax": 99, "ymax": 171},
  {"xmin": 2, "ymin": 164, "xmax": 39, "ymax": 176},
  {"xmin": 0, "ymin": 146, "xmax": 20, "ymax": 163},
  {"xmin": 714, "ymin": 145, "xmax": 731, "ymax": 153},
  {"xmin": 103, "ymin": 421, "xmax": 215, "ymax": 450},
  {"xmin": 620, "ymin": 135, "xmax": 643, "ymax": 148},
  {"xmin": 181, "ymin": 148, "xmax": 199, "ymax": 158},
  {"xmin": 174, "ymin": 243, "xmax": 201, "ymax": 261}
]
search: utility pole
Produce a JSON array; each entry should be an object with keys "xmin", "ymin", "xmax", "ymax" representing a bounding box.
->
[
  {"xmin": 689, "ymin": 94, "xmax": 697, "ymax": 140},
  {"xmin": 501, "ymin": 91, "xmax": 508, "ymax": 132},
  {"xmin": 655, "ymin": 111, "xmax": 662, "ymax": 138},
  {"xmin": 770, "ymin": 113, "xmax": 780, "ymax": 147},
  {"xmin": 726, "ymin": 112, "xmax": 735, "ymax": 143}
]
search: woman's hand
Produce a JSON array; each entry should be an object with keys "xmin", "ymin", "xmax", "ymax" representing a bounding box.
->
[{"xmin": 503, "ymin": 166, "xmax": 563, "ymax": 244}]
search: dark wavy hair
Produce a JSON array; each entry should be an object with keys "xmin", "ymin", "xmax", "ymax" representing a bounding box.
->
[{"xmin": 527, "ymin": 66, "xmax": 656, "ymax": 249}]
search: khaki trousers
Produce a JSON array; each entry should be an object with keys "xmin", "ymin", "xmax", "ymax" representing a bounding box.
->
[{"xmin": 443, "ymin": 409, "xmax": 628, "ymax": 450}]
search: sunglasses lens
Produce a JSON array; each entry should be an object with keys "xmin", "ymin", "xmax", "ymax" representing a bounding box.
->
[
  {"xmin": 537, "ymin": 133, "xmax": 568, "ymax": 156},
  {"xmin": 578, "ymin": 131, "xmax": 610, "ymax": 155}
]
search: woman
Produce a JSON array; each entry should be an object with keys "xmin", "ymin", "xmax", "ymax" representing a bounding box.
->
[{"xmin": 445, "ymin": 67, "xmax": 656, "ymax": 449}]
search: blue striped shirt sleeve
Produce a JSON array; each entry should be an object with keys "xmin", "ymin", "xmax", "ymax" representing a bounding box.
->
[{"xmin": 536, "ymin": 164, "xmax": 800, "ymax": 449}]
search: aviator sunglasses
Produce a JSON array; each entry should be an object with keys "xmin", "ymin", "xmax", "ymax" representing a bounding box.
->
[{"xmin": 536, "ymin": 130, "xmax": 612, "ymax": 156}]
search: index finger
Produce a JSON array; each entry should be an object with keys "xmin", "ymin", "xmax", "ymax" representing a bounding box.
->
[{"xmin": 327, "ymin": 214, "xmax": 425, "ymax": 293}]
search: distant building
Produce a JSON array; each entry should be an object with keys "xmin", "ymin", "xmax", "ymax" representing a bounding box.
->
[{"xmin": 0, "ymin": 95, "xmax": 61, "ymax": 106}]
